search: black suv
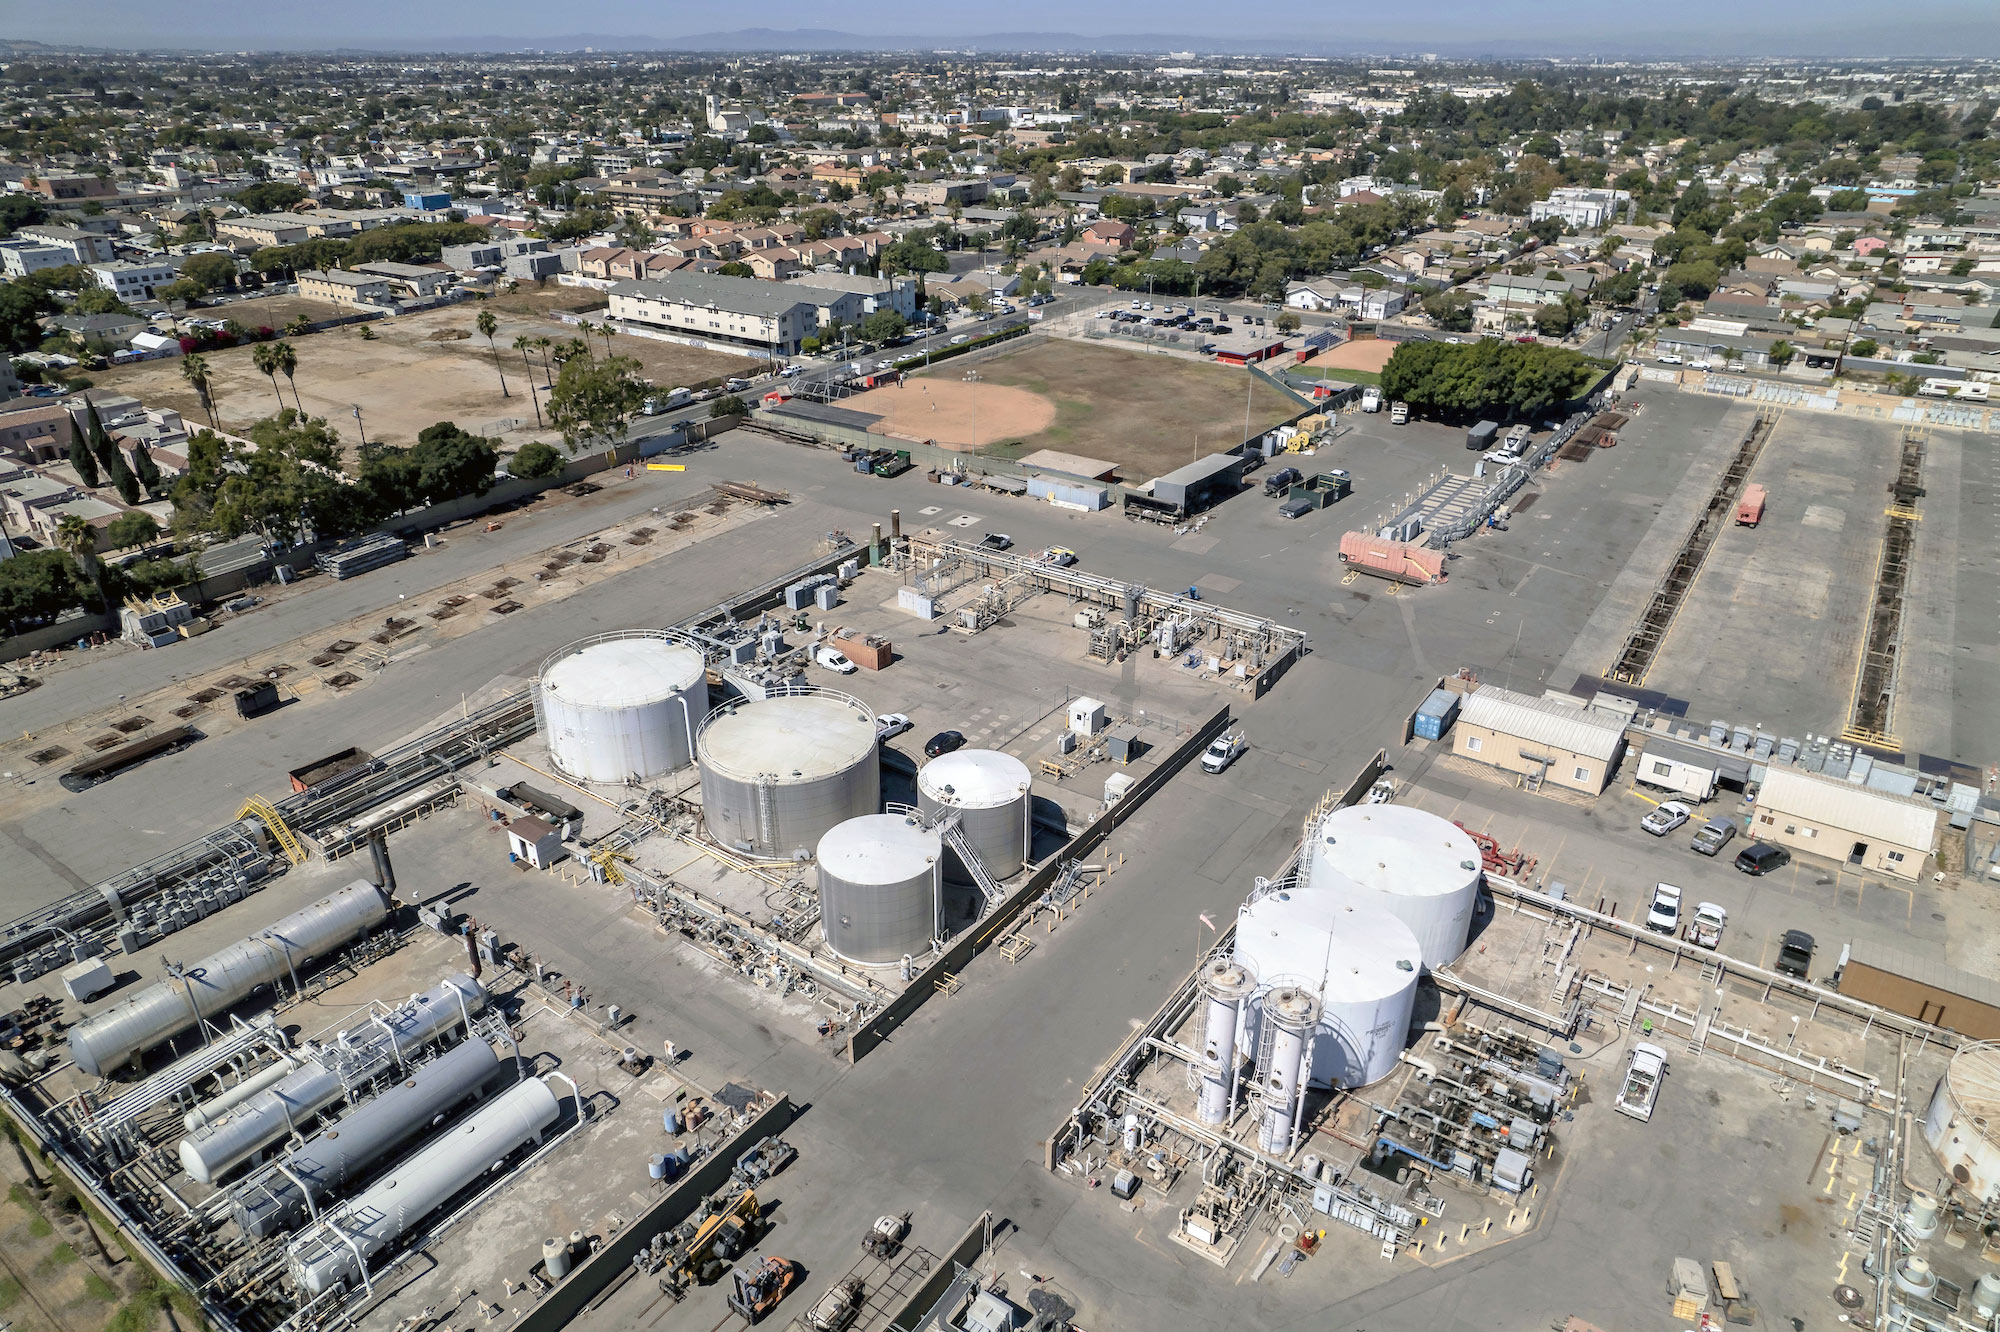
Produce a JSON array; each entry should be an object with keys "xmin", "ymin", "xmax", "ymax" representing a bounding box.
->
[{"xmin": 1734, "ymin": 842, "xmax": 1790, "ymax": 875}]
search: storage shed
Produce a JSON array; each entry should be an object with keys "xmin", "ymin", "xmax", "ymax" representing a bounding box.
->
[
  {"xmin": 1148, "ymin": 454, "xmax": 1249, "ymax": 513},
  {"xmin": 1752, "ymin": 766, "xmax": 1937, "ymax": 880},
  {"xmin": 505, "ymin": 815, "xmax": 564, "ymax": 870},
  {"xmin": 1840, "ymin": 941, "xmax": 2000, "ymax": 1037},
  {"xmin": 1455, "ymin": 686, "xmax": 1627, "ymax": 795}
]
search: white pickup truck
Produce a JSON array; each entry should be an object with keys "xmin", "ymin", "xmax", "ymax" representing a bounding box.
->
[
  {"xmin": 1684, "ymin": 901, "xmax": 1727, "ymax": 950},
  {"xmin": 1644, "ymin": 882, "xmax": 1683, "ymax": 935},
  {"xmin": 1614, "ymin": 1042, "xmax": 1668, "ymax": 1121},
  {"xmin": 1202, "ymin": 733, "xmax": 1248, "ymax": 773}
]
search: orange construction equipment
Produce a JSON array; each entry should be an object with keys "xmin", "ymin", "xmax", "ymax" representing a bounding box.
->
[
  {"xmin": 1339, "ymin": 532, "xmax": 1446, "ymax": 586},
  {"xmin": 1735, "ymin": 484, "xmax": 1768, "ymax": 526},
  {"xmin": 727, "ymin": 1256, "xmax": 798, "ymax": 1323}
]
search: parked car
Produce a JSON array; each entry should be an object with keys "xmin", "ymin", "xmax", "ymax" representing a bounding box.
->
[
  {"xmin": 1656, "ymin": 353, "xmax": 1683, "ymax": 366},
  {"xmin": 1774, "ymin": 929, "xmax": 1815, "ymax": 979},
  {"xmin": 977, "ymin": 532, "xmax": 1013, "ymax": 551},
  {"xmin": 813, "ymin": 645, "xmax": 857, "ymax": 674},
  {"xmin": 924, "ymin": 730, "xmax": 966, "ymax": 758},
  {"xmin": 949, "ymin": 334, "xmax": 969, "ymax": 345},
  {"xmin": 1691, "ymin": 819, "xmax": 1737, "ymax": 857},
  {"xmin": 779, "ymin": 365, "xmax": 805, "ymax": 377},
  {"xmin": 1644, "ymin": 882, "xmax": 1683, "ymax": 935},
  {"xmin": 1614, "ymin": 1042, "xmax": 1669, "ymax": 1121},
  {"xmin": 1734, "ymin": 842, "xmax": 1790, "ymax": 875},
  {"xmin": 1641, "ymin": 800, "xmax": 1692, "ymax": 837},
  {"xmin": 1041, "ymin": 546, "xmax": 1078, "ymax": 566},
  {"xmin": 875, "ymin": 713, "xmax": 912, "ymax": 741},
  {"xmin": 1201, "ymin": 733, "xmax": 1247, "ymax": 774}
]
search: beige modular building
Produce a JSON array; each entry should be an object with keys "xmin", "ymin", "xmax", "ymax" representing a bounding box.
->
[
  {"xmin": 297, "ymin": 268, "xmax": 394, "ymax": 308},
  {"xmin": 1751, "ymin": 766, "xmax": 1936, "ymax": 880},
  {"xmin": 1453, "ymin": 686, "xmax": 1628, "ymax": 796}
]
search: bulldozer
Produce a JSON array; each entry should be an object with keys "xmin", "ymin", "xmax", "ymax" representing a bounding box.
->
[{"xmin": 726, "ymin": 1255, "xmax": 798, "ymax": 1323}]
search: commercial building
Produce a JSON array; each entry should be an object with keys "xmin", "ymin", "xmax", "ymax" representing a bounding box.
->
[
  {"xmin": 297, "ymin": 269, "xmax": 394, "ymax": 308},
  {"xmin": 0, "ymin": 238, "xmax": 77, "ymax": 279},
  {"xmin": 352, "ymin": 261, "xmax": 450, "ymax": 297},
  {"xmin": 608, "ymin": 272, "xmax": 822, "ymax": 353},
  {"xmin": 1529, "ymin": 188, "xmax": 1633, "ymax": 230},
  {"xmin": 89, "ymin": 259, "xmax": 180, "ymax": 302},
  {"xmin": 1751, "ymin": 766, "xmax": 1937, "ymax": 880},
  {"xmin": 14, "ymin": 225, "xmax": 118, "ymax": 265},
  {"xmin": 441, "ymin": 242, "xmax": 504, "ymax": 270},
  {"xmin": 1453, "ymin": 686, "xmax": 1628, "ymax": 795}
]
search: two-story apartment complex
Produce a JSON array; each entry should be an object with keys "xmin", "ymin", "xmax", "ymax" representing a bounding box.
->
[
  {"xmin": 297, "ymin": 269, "xmax": 394, "ymax": 308},
  {"xmin": 608, "ymin": 272, "xmax": 821, "ymax": 353}
]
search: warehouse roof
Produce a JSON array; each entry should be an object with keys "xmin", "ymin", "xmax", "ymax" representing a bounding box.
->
[
  {"xmin": 1756, "ymin": 765, "xmax": 1938, "ymax": 852},
  {"xmin": 1460, "ymin": 686, "xmax": 1626, "ymax": 762},
  {"xmin": 1846, "ymin": 938, "xmax": 2000, "ymax": 1013},
  {"xmin": 612, "ymin": 272, "xmax": 816, "ymax": 318}
]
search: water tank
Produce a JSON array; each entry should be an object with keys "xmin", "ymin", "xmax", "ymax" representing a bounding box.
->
[
  {"xmin": 1308, "ymin": 805, "xmax": 1482, "ymax": 969},
  {"xmin": 918, "ymin": 749, "xmax": 1032, "ymax": 881},
  {"xmin": 70, "ymin": 881, "xmax": 391, "ymax": 1078},
  {"xmin": 1924, "ymin": 1041, "xmax": 2000, "ymax": 1205},
  {"xmin": 817, "ymin": 814, "xmax": 942, "ymax": 966},
  {"xmin": 287, "ymin": 1074, "xmax": 564, "ymax": 1297},
  {"xmin": 697, "ymin": 690, "xmax": 879, "ymax": 859},
  {"xmin": 537, "ymin": 632, "xmax": 708, "ymax": 783},
  {"xmin": 1234, "ymin": 891, "xmax": 1421, "ymax": 1089}
]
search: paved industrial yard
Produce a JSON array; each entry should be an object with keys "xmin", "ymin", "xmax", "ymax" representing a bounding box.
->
[{"xmin": 2, "ymin": 378, "xmax": 1991, "ymax": 1332}]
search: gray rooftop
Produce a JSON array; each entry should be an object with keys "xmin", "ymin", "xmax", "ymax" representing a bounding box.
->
[{"xmin": 612, "ymin": 272, "xmax": 817, "ymax": 318}]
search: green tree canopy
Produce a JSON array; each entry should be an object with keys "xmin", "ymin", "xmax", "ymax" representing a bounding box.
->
[
  {"xmin": 508, "ymin": 440, "xmax": 565, "ymax": 479},
  {"xmin": 547, "ymin": 352, "xmax": 646, "ymax": 456},
  {"xmin": 1380, "ymin": 339, "xmax": 1602, "ymax": 419},
  {"xmin": 106, "ymin": 511, "xmax": 161, "ymax": 549},
  {"xmin": 0, "ymin": 549, "xmax": 92, "ymax": 631}
]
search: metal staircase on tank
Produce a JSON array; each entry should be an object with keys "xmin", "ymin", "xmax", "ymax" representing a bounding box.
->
[
  {"xmin": 934, "ymin": 816, "xmax": 1004, "ymax": 917},
  {"xmin": 237, "ymin": 795, "xmax": 309, "ymax": 866}
]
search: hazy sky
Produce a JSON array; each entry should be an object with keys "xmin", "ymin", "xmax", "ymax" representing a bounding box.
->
[{"xmin": 6, "ymin": 0, "xmax": 1998, "ymax": 55}]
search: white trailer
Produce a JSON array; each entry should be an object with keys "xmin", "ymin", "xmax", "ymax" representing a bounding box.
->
[{"xmin": 1634, "ymin": 738, "xmax": 1720, "ymax": 802}]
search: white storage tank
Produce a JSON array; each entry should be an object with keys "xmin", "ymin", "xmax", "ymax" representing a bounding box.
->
[
  {"xmin": 1924, "ymin": 1041, "xmax": 2000, "ymax": 1206},
  {"xmin": 697, "ymin": 689, "xmax": 880, "ymax": 859},
  {"xmin": 1308, "ymin": 804, "xmax": 1482, "ymax": 969},
  {"xmin": 918, "ymin": 749, "xmax": 1032, "ymax": 881},
  {"xmin": 537, "ymin": 631, "xmax": 708, "ymax": 784},
  {"xmin": 817, "ymin": 813, "xmax": 943, "ymax": 966},
  {"xmin": 1233, "ymin": 890, "xmax": 1421, "ymax": 1090}
]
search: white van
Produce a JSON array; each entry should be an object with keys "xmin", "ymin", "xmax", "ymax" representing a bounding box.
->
[{"xmin": 813, "ymin": 645, "xmax": 857, "ymax": 674}]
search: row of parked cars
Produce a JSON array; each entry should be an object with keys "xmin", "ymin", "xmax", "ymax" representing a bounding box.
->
[
  {"xmin": 1639, "ymin": 800, "xmax": 1814, "ymax": 979},
  {"xmin": 1639, "ymin": 800, "xmax": 1791, "ymax": 875}
]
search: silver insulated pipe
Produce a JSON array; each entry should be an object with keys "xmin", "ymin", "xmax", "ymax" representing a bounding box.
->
[
  {"xmin": 288, "ymin": 1073, "xmax": 565, "ymax": 1297},
  {"xmin": 179, "ymin": 974, "xmax": 486, "ymax": 1185},
  {"xmin": 69, "ymin": 881, "xmax": 391, "ymax": 1078},
  {"xmin": 231, "ymin": 1038, "xmax": 502, "ymax": 1238}
]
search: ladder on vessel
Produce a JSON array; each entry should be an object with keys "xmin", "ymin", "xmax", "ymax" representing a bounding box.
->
[
  {"xmin": 238, "ymin": 795, "xmax": 309, "ymax": 866},
  {"xmin": 935, "ymin": 816, "xmax": 1004, "ymax": 917}
]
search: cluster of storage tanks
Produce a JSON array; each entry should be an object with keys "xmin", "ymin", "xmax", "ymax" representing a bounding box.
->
[
  {"xmin": 1205, "ymin": 805, "xmax": 1483, "ymax": 1151},
  {"xmin": 536, "ymin": 629, "xmax": 1038, "ymax": 968}
]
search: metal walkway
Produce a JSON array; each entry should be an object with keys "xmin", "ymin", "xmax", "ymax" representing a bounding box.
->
[{"xmin": 1844, "ymin": 429, "xmax": 1926, "ymax": 746}]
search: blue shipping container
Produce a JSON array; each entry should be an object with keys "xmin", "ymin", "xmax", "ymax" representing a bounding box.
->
[{"xmin": 1413, "ymin": 688, "xmax": 1459, "ymax": 741}]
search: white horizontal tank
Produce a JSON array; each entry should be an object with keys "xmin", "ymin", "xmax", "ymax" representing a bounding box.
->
[
  {"xmin": 538, "ymin": 631, "xmax": 708, "ymax": 784},
  {"xmin": 817, "ymin": 813, "xmax": 942, "ymax": 966},
  {"xmin": 1308, "ymin": 804, "xmax": 1482, "ymax": 969},
  {"xmin": 918, "ymin": 749, "xmax": 1032, "ymax": 881},
  {"xmin": 1234, "ymin": 889, "xmax": 1421, "ymax": 1089}
]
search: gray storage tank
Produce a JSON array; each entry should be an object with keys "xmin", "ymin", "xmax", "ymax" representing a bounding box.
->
[
  {"xmin": 918, "ymin": 749, "xmax": 1032, "ymax": 882},
  {"xmin": 536, "ymin": 631, "xmax": 709, "ymax": 783},
  {"xmin": 817, "ymin": 813, "xmax": 942, "ymax": 966},
  {"xmin": 231, "ymin": 1037, "xmax": 503, "ymax": 1238},
  {"xmin": 70, "ymin": 881, "xmax": 390, "ymax": 1078},
  {"xmin": 697, "ymin": 689, "xmax": 879, "ymax": 859},
  {"xmin": 287, "ymin": 1074, "xmax": 564, "ymax": 1297}
]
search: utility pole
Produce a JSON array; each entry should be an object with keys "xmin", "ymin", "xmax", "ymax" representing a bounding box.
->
[{"xmin": 352, "ymin": 404, "xmax": 368, "ymax": 450}]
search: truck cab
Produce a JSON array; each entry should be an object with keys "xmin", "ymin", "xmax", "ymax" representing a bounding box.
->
[{"xmin": 1389, "ymin": 401, "xmax": 1409, "ymax": 424}]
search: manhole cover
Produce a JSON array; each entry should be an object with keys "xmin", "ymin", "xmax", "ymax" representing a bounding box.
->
[{"xmin": 1835, "ymin": 1285, "xmax": 1864, "ymax": 1309}]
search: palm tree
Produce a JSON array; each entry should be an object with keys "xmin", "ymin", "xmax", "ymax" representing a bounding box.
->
[
  {"xmin": 272, "ymin": 340, "xmax": 301, "ymax": 412},
  {"xmin": 514, "ymin": 335, "xmax": 544, "ymax": 427},
  {"xmin": 533, "ymin": 336, "xmax": 556, "ymax": 389},
  {"xmin": 476, "ymin": 307, "xmax": 509, "ymax": 398},
  {"xmin": 600, "ymin": 323, "xmax": 617, "ymax": 357},
  {"xmin": 252, "ymin": 343, "xmax": 286, "ymax": 412},
  {"xmin": 181, "ymin": 352, "xmax": 217, "ymax": 427},
  {"xmin": 54, "ymin": 515, "xmax": 105, "ymax": 608}
]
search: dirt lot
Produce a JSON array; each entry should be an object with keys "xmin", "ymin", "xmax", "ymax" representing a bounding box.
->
[
  {"xmin": 87, "ymin": 303, "xmax": 760, "ymax": 462},
  {"xmin": 1309, "ymin": 335, "xmax": 1397, "ymax": 373},
  {"xmin": 849, "ymin": 339, "xmax": 1298, "ymax": 481}
]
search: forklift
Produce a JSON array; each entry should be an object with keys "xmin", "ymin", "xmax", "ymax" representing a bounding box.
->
[{"xmin": 726, "ymin": 1255, "xmax": 798, "ymax": 1323}]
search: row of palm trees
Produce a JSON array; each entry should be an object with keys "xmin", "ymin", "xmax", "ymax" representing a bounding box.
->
[{"xmin": 175, "ymin": 340, "xmax": 308, "ymax": 430}]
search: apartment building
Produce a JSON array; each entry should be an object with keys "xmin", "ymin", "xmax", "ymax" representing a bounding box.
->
[
  {"xmin": 297, "ymin": 268, "xmax": 395, "ymax": 308},
  {"xmin": 89, "ymin": 259, "xmax": 179, "ymax": 301},
  {"xmin": 608, "ymin": 272, "xmax": 821, "ymax": 353}
]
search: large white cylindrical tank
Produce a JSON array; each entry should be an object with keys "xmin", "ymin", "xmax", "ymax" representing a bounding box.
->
[
  {"xmin": 1308, "ymin": 805, "xmax": 1482, "ymax": 969},
  {"xmin": 1924, "ymin": 1042, "xmax": 2000, "ymax": 1205},
  {"xmin": 1234, "ymin": 891, "xmax": 1421, "ymax": 1090},
  {"xmin": 538, "ymin": 632, "xmax": 708, "ymax": 783},
  {"xmin": 697, "ymin": 690, "xmax": 879, "ymax": 859},
  {"xmin": 70, "ymin": 880, "xmax": 391, "ymax": 1078},
  {"xmin": 287, "ymin": 1074, "xmax": 563, "ymax": 1298},
  {"xmin": 817, "ymin": 814, "xmax": 942, "ymax": 966},
  {"xmin": 918, "ymin": 749, "xmax": 1033, "ymax": 881}
]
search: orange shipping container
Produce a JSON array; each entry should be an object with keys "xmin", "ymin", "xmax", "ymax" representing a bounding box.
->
[
  {"xmin": 1338, "ymin": 531, "xmax": 1445, "ymax": 585},
  {"xmin": 830, "ymin": 631, "xmax": 891, "ymax": 670}
]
